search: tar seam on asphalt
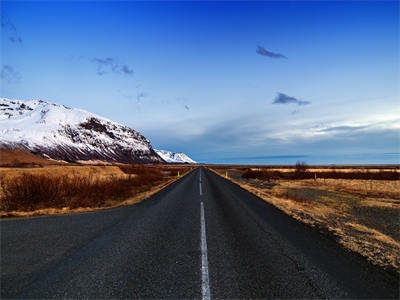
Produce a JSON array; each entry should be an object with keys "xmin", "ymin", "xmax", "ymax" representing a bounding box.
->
[{"xmin": 200, "ymin": 171, "xmax": 203, "ymax": 196}]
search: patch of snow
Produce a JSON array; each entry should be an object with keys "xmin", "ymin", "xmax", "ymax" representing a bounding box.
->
[
  {"xmin": 0, "ymin": 98, "xmax": 163, "ymax": 163},
  {"xmin": 155, "ymin": 149, "xmax": 197, "ymax": 164}
]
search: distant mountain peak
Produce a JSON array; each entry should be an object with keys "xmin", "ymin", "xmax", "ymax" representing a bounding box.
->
[{"xmin": 155, "ymin": 149, "xmax": 197, "ymax": 164}]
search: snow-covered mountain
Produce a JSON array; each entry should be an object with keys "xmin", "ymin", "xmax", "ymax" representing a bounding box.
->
[
  {"xmin": 0, "ymin": 98, "xmax": 164, "ymax": 164},
  {"xmin": 155, "ymin": 149, "xmax": 197, "ymax": 164}
]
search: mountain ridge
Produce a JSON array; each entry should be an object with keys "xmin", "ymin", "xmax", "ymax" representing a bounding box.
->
[
  {"xmin": 155, "ymin": 149, "xmax": 197, "ymax": 164},
  {"xmin": 0, "ymin": 98, "xmax": 165, "ymax": 164}
]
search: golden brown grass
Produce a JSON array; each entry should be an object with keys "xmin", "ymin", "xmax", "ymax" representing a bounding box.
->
[
  {"xmin": 0, "ymin": 165, "xmax": 192, "ymax": 218},
  {"xmin": 242, "ymin": 168, "xmax": 399, "ymax": 181},
  {"xmin": 0, "ymin": 165, "xmax": 126, "ymax": 179},
  {"xmin": 209, "ymin": 166, "xmax": 400, "ymax": 273},
  {"xmin": 0, "ymin": 178, "xmax": 178, "ymax": 218},
  {"xmin": 0, "ymin": 149, "xmax": 64, "ymax": 167}
]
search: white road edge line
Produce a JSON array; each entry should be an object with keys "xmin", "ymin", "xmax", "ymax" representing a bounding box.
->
[{"xmin": 200, "ymin": 201, "xmax": 211, "ymax": 300}]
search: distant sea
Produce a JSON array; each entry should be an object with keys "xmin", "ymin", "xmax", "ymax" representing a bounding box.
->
[{"xmin": 213, "ymin": 153, "xmax": 400, "ymax": 165}]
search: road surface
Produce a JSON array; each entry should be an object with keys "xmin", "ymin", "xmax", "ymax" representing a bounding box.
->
[{"xmin": 1, "ymin": 167, "xmax": 398, "ymax": 298}]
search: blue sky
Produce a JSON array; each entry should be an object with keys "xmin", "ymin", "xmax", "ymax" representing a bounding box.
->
[{"xmin": 1, "ymin": 1, "xmax": 399, "ymax": 164}]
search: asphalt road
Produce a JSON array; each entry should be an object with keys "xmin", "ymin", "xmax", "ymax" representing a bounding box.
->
[{"xmin": 1, "ymin": 167, "xmax": 398, "ymax": 298}]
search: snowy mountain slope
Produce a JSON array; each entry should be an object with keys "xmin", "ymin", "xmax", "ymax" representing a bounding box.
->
[
  {"xmin": 155, "ymin": 149, "xmax": 197, "ymax": 164},
  {"xmin": 0, "ymin": 98, "xmax": 164, "ymax": 164}
]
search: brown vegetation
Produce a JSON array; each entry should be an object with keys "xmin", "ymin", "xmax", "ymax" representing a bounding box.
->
[
  {"xmin": 0, "ymin": 149, "xmax": 63, "ymax": 167},
  {"xmin": 0, "ymin": 165, "xmax": 192, "ymax": 216},
  {"xmin": 0, "ymin": 174, "xmax": 135, "ymax": 211},
  {"xmin": 209, "ymin": 165, "xmax": 400, "ymax": 273},
  {"xmin": 242, "ymin": 168, "xmax": 399, "ymax": 181}
]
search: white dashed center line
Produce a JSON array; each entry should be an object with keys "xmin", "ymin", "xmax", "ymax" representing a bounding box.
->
[{"xmin": 200, "ymin": 200, "xmax": 211, "ymax": 300}]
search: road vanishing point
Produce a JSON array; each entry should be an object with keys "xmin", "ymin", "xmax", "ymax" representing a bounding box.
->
[{"xmin": 1, "ymin": 167, "xmax": 399, "ymax": 298}]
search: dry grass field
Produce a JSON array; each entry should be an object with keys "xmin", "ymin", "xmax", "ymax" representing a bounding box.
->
[
  {"xmin": 0, "ymin": 164, "xmax": 192, "ymax": 218},
  {"xmin": 209, "ymin": 165, "xmax": 400, "ymax": 273},
  {"xmin": 0, "ymin": 149, "xmax": 65, "ymax": 167}
]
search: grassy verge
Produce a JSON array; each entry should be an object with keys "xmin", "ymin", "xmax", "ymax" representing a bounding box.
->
[
  {"xmin": 0, "ymin": 165, "xmax": 193, "ymax": 218},
  {"xmin": 208, "ymin": 165, "xmax": 400, "ymax": 274},
  {"xmin": 242, "ymin": 168, "xmax": 399, "ymax": 180}
]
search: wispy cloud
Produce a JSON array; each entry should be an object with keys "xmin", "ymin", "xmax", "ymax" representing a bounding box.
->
[
  {"xmin": 1, "ymin": 13, "xmax": 22, "ymax": 44},
  {"xmin": 91, "ymin": 57, "xmax": 133, "ymax": 76},
  {"xmin": 0, "ymin": 65, "xmax": 21, "ymax": 83},
  {"xmin": 273, "ymin": 93, "xmax": 310, "ymax": 106},
  {"xmin": 321, "ymin": 125, "xmax": 366, "ymax": 133},
  {"xmin": 256, "ymin": 46, "xmax": 286, "ymax": 59},
  {"xmin": 136, "ymin": 92, "xmax": 147, "ymax": 103},
  {"xmin": 268, "ymin": 117, "xmax": 400, "ymax": 143}
]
